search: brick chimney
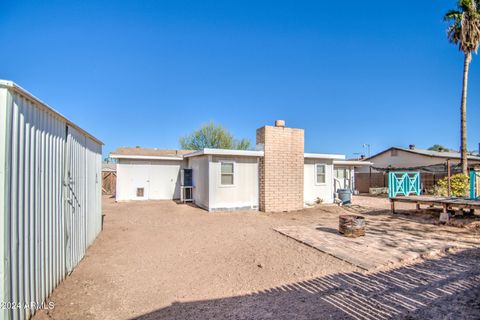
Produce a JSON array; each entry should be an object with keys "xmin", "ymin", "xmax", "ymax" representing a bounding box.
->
[{"xmin": 256, "ymin": 120, "xmax": 304, "ymax": 212}]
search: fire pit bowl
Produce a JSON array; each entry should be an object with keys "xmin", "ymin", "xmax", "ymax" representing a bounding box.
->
[{"xmin": 339, "ymin": 215, "xmax": 366, "ymax": 238}]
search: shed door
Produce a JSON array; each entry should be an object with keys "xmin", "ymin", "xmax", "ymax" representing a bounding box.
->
[
  {"xmin": 64, "ymin": 126, "xmax": 87, "ymax": 273},
  {"xmin": 119, "ymin": 160, "xmax": 182, "ymax": 200},
  {"xmin": 147, "ymin": 161, "xmax": 182, "ymax": 200}
]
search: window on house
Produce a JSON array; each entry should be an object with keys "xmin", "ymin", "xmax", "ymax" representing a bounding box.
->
[
  {"xmin": 391, "ymin": 149, "xmax": 398, "ymax": 157},
  {"xmin": 137, "ymin": 187, "xmax": 144, "ymax": 197},
  {"xmin": 221, "ymin": 161, "xmax": 234, "ymax": 185},
  {"xmin": 315, "ymin": 164, "xmax": 326, "ymax": 184}
]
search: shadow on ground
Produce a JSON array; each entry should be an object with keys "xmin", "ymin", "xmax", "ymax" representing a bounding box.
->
[{"xmin": 130, "ymin": 248, "xmax": 480, "ymax": 320}]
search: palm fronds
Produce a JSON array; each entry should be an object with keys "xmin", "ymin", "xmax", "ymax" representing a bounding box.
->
[{"xmin": 444, "ymin": 0, "xmax": 480, "ymax": 54}]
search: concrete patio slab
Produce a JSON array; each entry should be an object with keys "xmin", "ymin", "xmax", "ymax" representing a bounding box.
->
[{"xmin": 274, "ymin": 221, "xmax": 480, "ymax": 271}]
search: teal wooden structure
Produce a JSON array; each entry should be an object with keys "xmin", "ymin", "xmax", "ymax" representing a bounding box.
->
[
  {"xmin": 388, "ymin": 172, "xmax": 421, "ymax": 198},
  {"xmin": 470, "ymin": 170, "xmax": 480, "ymax": 200}
]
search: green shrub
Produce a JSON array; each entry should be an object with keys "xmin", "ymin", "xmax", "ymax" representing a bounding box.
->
[{"xmin": 434, "ymin": 174, "xmax": 470, "ymax": 197}]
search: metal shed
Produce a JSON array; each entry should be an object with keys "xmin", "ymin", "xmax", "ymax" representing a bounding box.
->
[{"xmin": 0, "ymin": 80, "xmax": 103, "ymax": 320}]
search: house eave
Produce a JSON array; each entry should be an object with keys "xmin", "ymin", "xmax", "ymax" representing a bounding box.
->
[
  {"xmin": 110, "ymin": 154, "xmax": 184, "ymax": 161},
  {"xmin": 183, "ymin": 148, "xmax": 265, "ymax": 158},
  {"xmin": 333, "ymin": 160, "xmax": 373, "ymax": 166},
  {"xmin": 304, "ymin": 153, "xmax": 346, "ymax": 160}
]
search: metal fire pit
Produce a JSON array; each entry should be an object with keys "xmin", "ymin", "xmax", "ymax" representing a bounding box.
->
[{"xmin": 339, "ymin": 215, "xmax": 366, "ymax": 238}]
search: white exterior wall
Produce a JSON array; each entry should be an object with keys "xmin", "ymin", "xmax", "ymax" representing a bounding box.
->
[
  {"xmin": 208, "ymin": 156, "xmax": 259, "ymax": 211},
  {"xmin": 115, "ymin": 155, "xmax": 342, "ymax": 209},
  {"xmin": 356, "ymin": 149, "xmax": 480, "ymax": 173},
  {"xmin": 0, "ymin": 82, "xmax": 102, "ymax": 320},
  {"xmin": 188, "ymin": 155, "xmax": 209, "ymax": 209},
  {"xmin": 116, "ymin": 159, "xmax": 186, "ymax": 201},
  {"xmin": 304, "ymin": 159, "xmax": 334, "ymax": 204}
]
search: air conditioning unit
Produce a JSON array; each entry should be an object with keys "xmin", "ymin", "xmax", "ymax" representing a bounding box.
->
[
  {"xmin": 181, "ymin": 169, "xmax": 193, "ymax": 187},
  {"xmin": 180, "ymin": 169, "xmax": 193, "ymax": 203}
]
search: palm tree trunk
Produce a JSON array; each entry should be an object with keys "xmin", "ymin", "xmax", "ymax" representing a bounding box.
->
[{"xmin": 460, "ymin": 52, "xmax": 470, "ymax": 175}]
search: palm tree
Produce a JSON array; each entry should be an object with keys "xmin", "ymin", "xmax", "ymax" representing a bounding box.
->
[{"xmin": 444, "ymin": 0, "xmax": 480, "ymax": 175}]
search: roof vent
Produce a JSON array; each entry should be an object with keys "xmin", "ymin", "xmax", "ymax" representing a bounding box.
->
[
  {"xmin": 275, "ymin": 120, "xmax": 285, "ymax": 127},
  {"xmin": 409, "ymin": 144, "xmax": 415, "ymax": 150}
]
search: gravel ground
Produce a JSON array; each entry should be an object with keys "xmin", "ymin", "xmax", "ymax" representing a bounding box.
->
[
  {"xmin": 134, "ymin": 247, "xmax": 480, "ymax": 320},
  {"xmin": 33, "ymin": 195, "xmax": 480, "ymax": 320},
  {"xmin": 33, "ymin": 197, "xmax": 356, "ymax": 320}
]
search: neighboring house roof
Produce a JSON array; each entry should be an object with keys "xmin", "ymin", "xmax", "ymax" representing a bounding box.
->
[{"xmin": 365, "ymin": 147, "xmax": 480, "ymax": 161}]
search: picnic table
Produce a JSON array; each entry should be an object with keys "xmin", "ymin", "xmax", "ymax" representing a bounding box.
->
[{"xmin": 390, "ymin": 195, "xmax": 480, "ymax": 222}]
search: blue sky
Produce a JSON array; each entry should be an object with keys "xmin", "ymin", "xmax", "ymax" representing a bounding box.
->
[{"xmin": 1, "ymin": 0, "xmax": 479, "ymax": 158}]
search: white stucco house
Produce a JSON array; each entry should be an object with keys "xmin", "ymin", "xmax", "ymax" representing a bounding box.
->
[{"xmin": 110, "ymin": 121, "xmax": 371, "ymax": 212}]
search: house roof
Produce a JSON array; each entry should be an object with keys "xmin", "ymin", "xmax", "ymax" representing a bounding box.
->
[
  {"xmin": 110, "ymin": 147, "xmax": 192, "ymax": 160},
  {"xmin": 111, "ymin": 147, "xmax": 192, "ymax": 157},
  {"xmin": 183, "ymin": 148, "xmax": 264, "ymax": 158},
  {"xmin": 111, "ymin": 147, "xmax": 347, "ymax": 160},
  {"xmin": 185, "ymin": 150, "xmax": 346, "ymax": 159},
  {"xmin": 366, "ymin": 147, "xmax": 480, "ymax": 161},
  {"xmin": 0, "ymin": 80, "xmax": 103, "ymax": 145}
]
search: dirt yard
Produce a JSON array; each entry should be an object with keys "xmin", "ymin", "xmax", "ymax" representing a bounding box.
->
[{"xmin": 33, "ymin": 195, "xmax": 480, "ymax": 320}]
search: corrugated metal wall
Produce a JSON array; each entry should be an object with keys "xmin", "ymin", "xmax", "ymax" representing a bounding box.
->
[
  {"xmin": 64, "ymin": 126, "xmax": 102, "ymax": 273},
  {"xmin": 85, "ymin": 138, "xmax": 102, "ymax": 247},
  {"xmin": 0, "ymin": 83, "xmax": 102, "ymax": 320}
]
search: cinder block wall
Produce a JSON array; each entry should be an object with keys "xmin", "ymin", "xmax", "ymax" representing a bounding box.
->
[{"xmin": 256, "ymin": 121, "xmax": 304, "ymax": 212}]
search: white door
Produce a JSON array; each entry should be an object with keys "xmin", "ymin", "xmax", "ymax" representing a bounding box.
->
[
  {"xmin": 334, "ymin": 167, "xmax": 351, "ymax": 191},
  {"xmin": 147, "ymin": 161, "xmax": 182, "ymax": 200}
]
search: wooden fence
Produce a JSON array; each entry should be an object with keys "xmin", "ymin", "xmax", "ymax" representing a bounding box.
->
[
  {"xmin": 355, "ymin": 172, "xmax": 447, "ymax": 194},
  {"xmin": 102, "ymin": 171, "xmax": 116, "ymax": 195}
]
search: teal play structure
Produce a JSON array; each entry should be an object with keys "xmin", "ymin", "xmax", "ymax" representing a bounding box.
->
[
  {"xmin": 471, "ymin": 170, "xmax": 480, "ymax": 200},
  {"xmin": 388, "ymin": 172, "xmax": 421, "ymax": 198}
]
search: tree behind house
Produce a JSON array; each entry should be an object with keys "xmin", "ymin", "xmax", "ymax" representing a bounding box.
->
[
  {"xmin": 179, "ymin": 122, "xmax": 251, "ymax": 150},
  {"xmin": 444, "ymin": 0, "xmax": 480, "ymax": 175},
  {"xmin": 428, "ymin": 144, "xmax": 450, "ymax": 152}
]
